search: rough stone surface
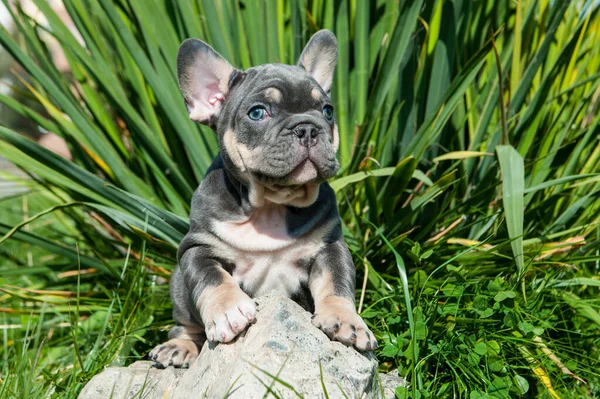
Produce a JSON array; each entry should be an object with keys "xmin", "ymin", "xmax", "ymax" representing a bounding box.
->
[
  {"xmin": 78, "ymin": 361, "xmax": 185, "ymax": 399},
  {"xmin": 379, "ymin": 369, "xmax": 406, "ymax": 398},
  {"xmin": 79, "ymin": 294, "xmax": 407, "ymax": 398}
]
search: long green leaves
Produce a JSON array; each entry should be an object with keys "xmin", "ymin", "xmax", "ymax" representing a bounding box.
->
[{"xmin": 497, "ymin": 145, "xmax": 525, "ymax": 274}]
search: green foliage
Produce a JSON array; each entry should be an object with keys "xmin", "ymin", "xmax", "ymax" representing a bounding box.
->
[{"xmin": 1, "ymin": 0, "xmax": 600, "ymax": 398}]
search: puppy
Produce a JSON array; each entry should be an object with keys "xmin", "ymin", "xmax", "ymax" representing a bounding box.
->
[{"xmin": 149, "ymin": 30, "xmax": 377, "ymax": 368}]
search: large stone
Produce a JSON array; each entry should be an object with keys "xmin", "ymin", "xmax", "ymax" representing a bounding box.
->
[
  {"xmin": 78, "ymin": 361, "xmax": 185, "ymax": 399},
  {"xmin": 79, "ymin": 294, "xmax": 406, "ymax": 398}
]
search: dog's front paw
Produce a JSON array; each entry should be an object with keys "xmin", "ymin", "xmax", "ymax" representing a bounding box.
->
[
  {"xmin": 149, "ymin": 338, "xmax": 199, "ymax": 368},
  {"xmin": 312, "ymin": 297, "xmax": 378, "ymax": 351},
  {"xmin": 201, "ymin": 285, "xmax": 257, "ymax": 343}
]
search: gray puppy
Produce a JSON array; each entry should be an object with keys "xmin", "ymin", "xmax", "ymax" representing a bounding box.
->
[{"xmin": 149, "ymin": 30, "xmax": 378, "ymax": 368}]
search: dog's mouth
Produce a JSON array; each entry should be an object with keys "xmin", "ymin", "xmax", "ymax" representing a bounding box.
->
[
  {"xmin": 251, "ymin": 159, "xmax": 324, "ymax": 189},
  {"xmin": 287, "ymin": 159, "xmax": 320, "ymax": 183}
]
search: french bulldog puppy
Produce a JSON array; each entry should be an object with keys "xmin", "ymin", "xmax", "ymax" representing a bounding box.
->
[{"xmin": 149, "ymin": 30, "xmax": 378, "ymax": 368}]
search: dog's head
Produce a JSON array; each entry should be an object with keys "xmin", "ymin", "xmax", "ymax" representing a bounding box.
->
[{"xmin": 177, "ymin": 30, "xmax": 339, "ymax": 207}]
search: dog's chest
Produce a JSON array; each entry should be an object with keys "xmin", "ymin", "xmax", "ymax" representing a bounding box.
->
[{"xmin": 211, "ymin": 205, "xmax": 323, "ymax": 297}]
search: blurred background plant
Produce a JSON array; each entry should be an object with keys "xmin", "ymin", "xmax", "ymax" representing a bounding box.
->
[{"xmin": 0, "ymin": 0, "xmax": 599, "ymax": 398}]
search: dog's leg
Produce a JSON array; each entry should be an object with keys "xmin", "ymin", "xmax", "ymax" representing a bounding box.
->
[
  {"xmin": 177, "ymin": 246, "xmax": 256, "ymax": 344},
  {"xmin": 149, "ymin": 264, "xmax": 206, "ymax": 368},
  {"xmin": 309, "ymin": 240, "xmax": 378, "ymax": 351},
  {"xmin": 196, "ymin": 277, "xmax": 257, "ymax": 343},
  {"xmin": 150, "ymin": 246, "xmax": 256, "ymax": 367},
  {"xmin": 148, "ymin": 325, "xmax": 205, "ymax": 368}
]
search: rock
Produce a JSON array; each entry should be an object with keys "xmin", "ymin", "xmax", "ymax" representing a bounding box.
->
[
  {"xmin": 78, "ymin": 361, "xmax": 185, "ymax": 399},
  {"xmin": 79, "ymin": 294, "xmax": 407, "ymax": 398},
  {"xmin": 379, "ymin": 370, "xmax": 407, "ymax": 398}
]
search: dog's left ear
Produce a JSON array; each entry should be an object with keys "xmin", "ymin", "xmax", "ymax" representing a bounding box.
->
[{"xmin": 297, "ymin": 30, "xmax": 338, "ymax": 93}]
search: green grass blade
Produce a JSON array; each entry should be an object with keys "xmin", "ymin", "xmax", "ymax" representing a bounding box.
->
[{"xmin": 496, "ymin": 145, "xmax": 524, "ymax": 274}]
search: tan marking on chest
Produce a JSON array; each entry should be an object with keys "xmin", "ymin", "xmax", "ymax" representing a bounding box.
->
[
  {"xmin": 230, "ymin": 242, "xmax": 318, "ymax": 296},
  {"xmin": 206, "ymin": 204, "xmax": 331, "ymax": 296},
  {"xmin": 213, "ymin": 204, "xmax": 293, "ymax": 251}
]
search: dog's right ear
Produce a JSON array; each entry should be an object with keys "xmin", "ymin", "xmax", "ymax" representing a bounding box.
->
[{"xmin": 177, "ymin": 39, "xmax": 240, "ymax": 124}]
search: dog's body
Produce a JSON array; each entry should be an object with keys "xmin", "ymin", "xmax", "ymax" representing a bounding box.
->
[{"xmin": 149, "ymin": 30, "xmax": 377, "ymax": 368}]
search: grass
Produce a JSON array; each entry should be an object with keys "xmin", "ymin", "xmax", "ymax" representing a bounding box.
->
[{"xmin": 0, "ymin": 0, "xmax": 600, "ymax": 398}]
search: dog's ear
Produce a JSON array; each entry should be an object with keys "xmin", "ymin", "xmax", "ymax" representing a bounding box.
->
[
  {"xmin": 177, "ymin": 39, "xmax": 240, "ymax": 124},
  {"xmin": 297, "ymin": 30, "xmax": 338, "ymax": 93}
]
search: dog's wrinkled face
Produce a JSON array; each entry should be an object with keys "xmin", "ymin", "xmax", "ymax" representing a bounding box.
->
[
  {"xmin": 177, "ymin": 31, "xmax": 339, "ymax": 206},
  {"xmin": 219, "ymin": 63, "xmax": 339, "ymax": 187}
]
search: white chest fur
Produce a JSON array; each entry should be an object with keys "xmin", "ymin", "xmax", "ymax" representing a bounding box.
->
[
  {"xmin": 202, "ymin": 204, "xmax": 328, "ymax": 297},
  {"xmin": 213, "ymin": 205, "xmax": 294, "ymax": 252}
]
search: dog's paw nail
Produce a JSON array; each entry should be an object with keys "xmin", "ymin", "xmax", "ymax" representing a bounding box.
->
[
  {"xmin": 184, "ymin": 362, "xmax": 190, "ymax": 368},
  {"xmin": 333, "ymin": 323, "xmax": 340, "ymax": 333},
  {"xmin": 366, "ymin": 342, "xmax": 372, "ymax": 350},
  {"xmin": 171, "ymin": 350, "xmax": 179, "ymax": 359}
]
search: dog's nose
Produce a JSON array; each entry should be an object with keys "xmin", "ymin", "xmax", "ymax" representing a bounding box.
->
[{"xmin": 293, "ymin": 123, "xmax": 319, "ymax": 147}]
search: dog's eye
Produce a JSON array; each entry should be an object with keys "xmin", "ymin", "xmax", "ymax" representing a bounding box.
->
[
  {"xmin": 248, "ymin": 106, "xmax": 268, "ymax": 121},
  {"xmin": 323, "ymin": 105, "xmax": 334, "ymax": 121}
]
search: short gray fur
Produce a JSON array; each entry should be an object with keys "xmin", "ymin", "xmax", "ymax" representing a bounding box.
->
[{"xmin": 151, "ymin": 29, "xmax": 378, "ymax": 367}]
